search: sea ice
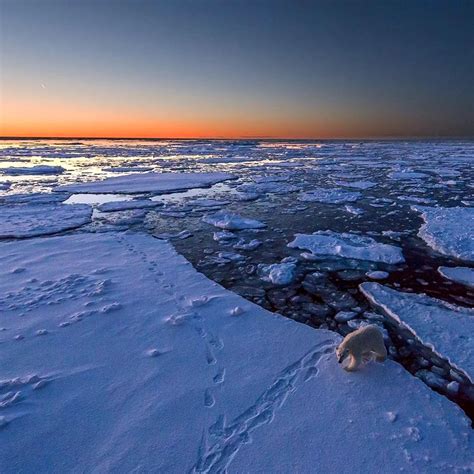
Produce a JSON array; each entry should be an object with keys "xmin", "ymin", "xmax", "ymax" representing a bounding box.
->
[
  {"xmin": 0, "ymin": 165, "xmax": 65, "ymax": 175},
  {"xmin": 298, "ymin": 189, "xmax": 360, "ymax": 204},
  {"xmin": 0, "ymin": 204, "xmax": 92, "ymax": 238},
  {"xmin": 412, "ymin": 206, "xmax": 474, "ymax": 261},
  {"xmin": 335, "ymin": 180, "xmax": 376, "ymax": 190},
  {"xmin": 438, "ymin": 266, "xmax": 474, "ymax": 288},
  {"xmin": 56, "ymin": 172, "xmax": 235, "ymax": 194},
  {"xmin": 360, "ymin": 282, "xmax": 474, "ymax": 383},
  {"xmin": 288, "ymin": 231, "xmax": 405, "ymax": 264},
  {"xmin": 258, "ymin": 262, "xmax": 297, "ymax": 285},
  {"xmin": 97, "ymin": 199, "xmax": 163, "ymax": 212},
  {"xmin": 203, "ymin": 212, "xmax": 266, "ymax": 230},
  {"xmin": 0, "ymin": 233, "xmax": 471, "ymax": 472}
]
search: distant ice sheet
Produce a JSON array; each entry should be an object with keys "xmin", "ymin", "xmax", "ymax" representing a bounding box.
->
[{"xmin": 55, "ymin": 172, "xmax": 236, "ymax": 194}]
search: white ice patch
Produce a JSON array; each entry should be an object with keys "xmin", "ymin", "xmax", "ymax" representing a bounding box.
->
[
  {"xmin": 0, "ymin": 165, "xmax": 65, "ymax": 175},
  {"xmin": 203, "ymin": 212, "xmax": 266, "ymax": 230},
  {"xmin": 438, "ymin": 267, "xmax": 474, "ymax": 288},
  {"xmin": 298, "ymin": 189, "xmax": 360, "ymax": 204},
  {"xmin": 360, "ymin": 282, "xmax": 474, "ymax": 382},
  {"xmin": 55, "ymin": 172, "xmax": 235, "ymax": 194},
  {"xmin": 258, "ymin": 262, "xmax": 297, "ymax": 285},
  {"xmin": 0, "ymin": 204, "xmax": 92, "ymax": 239},
  {"xmin": 288, "ymin": 231, "xmax": 405, "ymax": 264},
  {"xmin": 412, "ymin": 206, "xmax": 474, "ymax": 261}
]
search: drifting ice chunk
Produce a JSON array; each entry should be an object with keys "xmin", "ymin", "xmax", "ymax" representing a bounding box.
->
[
  {"xmin": 97, "ymin": 200, "xmax": 162, "ymax": 212},
  {"xmin": 360, "ymin": 282, "xmax": 474, "ymax": 383},
  {"xmin": 298, "ymin": 189, "xmax": 360, "ymax": 204},
  {"xmin": 55, "ymin": 172, "xmax": 235, "ymax": 194},
  {"xmin": 1, "ymin": 165, "xmax": 65, "ymax": 175},
  {"xmin": 0, "ymin": 204, "xmax": 92, "ymax": 239},
  {"xmin": 288, "ymin": 231, "xmax": 405, "ymax": 264},
  {"xmin": 389, "ymin": 171, "xmax": 429, "ymax": 180},
  {"xmin": 203, "ymin": 212, "xmax": 266, "ymax": 230},
  {"xmin": 335, "ymin": 180, "xmax": 376, "ymax": 190},
  {"xmin": 412, "ymin": 206, "xmax": 474, "ymax": 261},
  {"xmin": 258, "ymin": 262, "xmax": 297, "ymax": 285},
  {"xmin": 438, "ymin": 267, "xmax": 474, "ymax": 288}
]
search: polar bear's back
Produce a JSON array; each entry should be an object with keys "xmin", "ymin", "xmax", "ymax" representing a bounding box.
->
[{"xmin": 340, "ymin": 324, "xmax": 385, "ymax": 353}]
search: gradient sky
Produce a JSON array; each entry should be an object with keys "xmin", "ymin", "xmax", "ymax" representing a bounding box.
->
[{"xmin": 1, "ymin": 0, "xmax": 473, "ymax": 138}]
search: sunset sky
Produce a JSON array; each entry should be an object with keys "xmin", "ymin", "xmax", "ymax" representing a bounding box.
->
[{"xmin": 1, "ymin": 0, "xmax": 473, "ymax": 139}]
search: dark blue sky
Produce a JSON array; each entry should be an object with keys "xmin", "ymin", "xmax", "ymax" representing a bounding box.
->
[{"xmin": 1, "ymin": 0, "xmax": 473, "ymax": 137}]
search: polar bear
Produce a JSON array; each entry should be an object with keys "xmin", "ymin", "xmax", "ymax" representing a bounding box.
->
[{"xmin": 336, "ymin": 324, "xmax": 387, "ymax": 371}]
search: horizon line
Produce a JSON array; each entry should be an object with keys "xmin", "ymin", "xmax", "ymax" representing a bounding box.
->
[{"xmin": 1, "ymin": 135, "xmax": 473, "ymax": 141}]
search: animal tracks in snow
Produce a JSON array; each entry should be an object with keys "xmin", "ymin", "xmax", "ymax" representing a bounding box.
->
[{"xmin": 191, "ymin": 339, "xmax": 335, "ymax": 473}]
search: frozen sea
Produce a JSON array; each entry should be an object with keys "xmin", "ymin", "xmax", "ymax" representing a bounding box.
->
[{"xmin": 0, "ymin": 139, "xmax": 473, "ymax": 472}]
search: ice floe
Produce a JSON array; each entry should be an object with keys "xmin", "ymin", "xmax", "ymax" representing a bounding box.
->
[
  {"xmin": 0, "ymin": 204, "xmax": 92, "ymax": 238},
  {"xmin": 288, "ymin": 231, "xmax": 405, "ymax": 264},
  {"xmin": 360, "ymin": 282, "xmax": 474, "ymax": 383},
  {"xmin": 438, "ymin": 266, "xmax": 474, "ymax": 288},
  {"xmin": 0, "ymin": 233, "xmax": 472, "ymax": 472},
  {"xmin": 203, "ymin": 212, "xmax": 266, "ymax": 230},
  {"xmin": 0, "ymin": 165, "xmax": 65, "ymax": 175},
  {"xmin": 298, "ymin": 189, "xmax": 360, "ymax": 204},
  {"xmin": 412, "ymin": 206, "xmax": 474, "ymax": 261},
  {"xmin": 97, "ymin": 199, "xmax": 163, "ymax": 212},
  {"xmin": 56, "ymin": 172, "xmax": 235, "ymax": 194},
  {"xmin": 335, "ymin": 180, "xmax": 376, "ymax": 189},
  {"xmin": 258, "ymin": 262, "xmax": 297, "ymax": 285}
]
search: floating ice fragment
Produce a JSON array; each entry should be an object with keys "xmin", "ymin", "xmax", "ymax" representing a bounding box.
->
[
  {"xmin": 288, "ymin": 231, "xmax": 405, "ymax": 264},
  {"xmin": 203, "ymin": 212, "xmax": 266, "ymax": 230}
]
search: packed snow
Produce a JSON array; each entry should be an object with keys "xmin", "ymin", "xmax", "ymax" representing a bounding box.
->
[
  {"xmin": 288, "ymin": 231, "xmax": 405, "ymax": 264},
  {"xmin": 412, "ymin": 206, "xmax": 474, "ymax": 261},
  {"xmin": 0, "ymin": 204, "xmax": 92, "ymax": 238},
  {"xmin": 0, "ymin": 233, "xmax": 472, "ymax": 472},
  {"xmin": 361, "ymin": 283, "xmax": 474, "ymax": 383},
  {"xmin": 56, "ymin": 172, "xmax": 236, "ymax": 194}
]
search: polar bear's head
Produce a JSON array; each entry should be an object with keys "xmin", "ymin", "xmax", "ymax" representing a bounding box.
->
[{"xmin": 336, "ymin": 345, "xmax": 350, "ymax": 364}]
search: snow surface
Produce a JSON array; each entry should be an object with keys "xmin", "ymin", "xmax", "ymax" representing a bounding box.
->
[
  {"xmin": 0, "ymin": 204, "xmax": 92, "ymax": 239},
  {"xmin": 298, "ymin": 189, "xmax": 360, "ymax": 204},
  {"xmin": 203, "ymin": 212, "xmax": 266, "ymax": 230},
  {"xmin": 438, "ymin": 266, "xmax": 474, "ymax": 288},
  {"xmin": 0, "ymin": 233, "xmax": 472, "ymax": 472},
  {"xmin": 361, "ymin": 282, "xmax": 474, "ymax": 383},
  {"xmin": 56, "ymin": 172, "xmax": 235, "ymax": 194},
  {"xmin": 412, "ymin": 206, "xmax": 474, "ymax": 261},
  {"xmin": 288, "ymin": 231, "xmax": 405, "ymax": 264}
]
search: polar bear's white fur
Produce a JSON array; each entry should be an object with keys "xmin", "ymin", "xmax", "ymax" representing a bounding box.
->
[{"xmin": 336, "ymin": 324, "xmax": 387, "ymax": 371}]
